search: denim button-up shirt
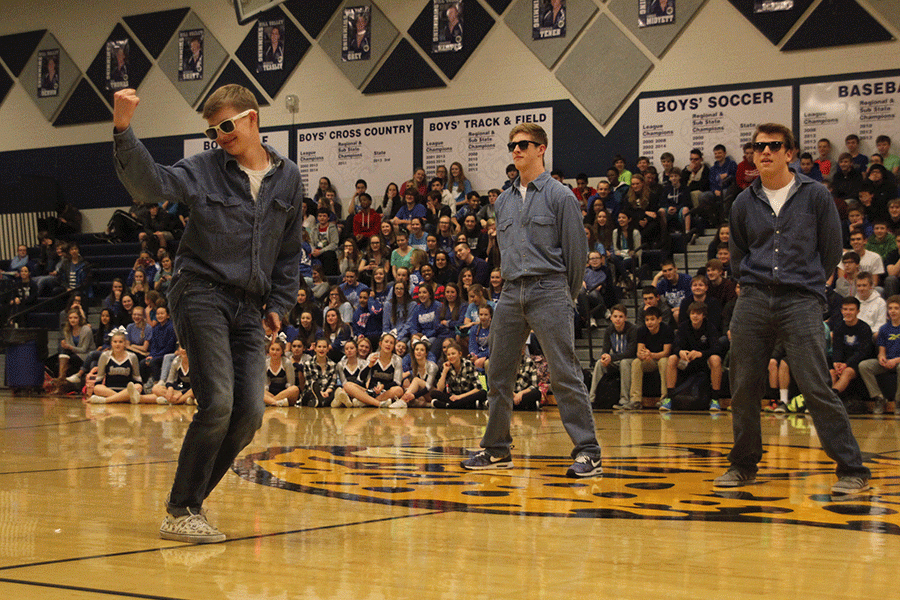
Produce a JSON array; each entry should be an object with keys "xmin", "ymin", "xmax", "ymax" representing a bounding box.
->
[
  {"xmin": 495, "ymin": 171, "xmax": 587, "ymax": 300},
  {"xmin": 113, "ymin": 127, "xmax": 303, "ymax": 318},
  {"xmin": 729, "ymin": 170, "xmax": 841, "ymax": 303}
]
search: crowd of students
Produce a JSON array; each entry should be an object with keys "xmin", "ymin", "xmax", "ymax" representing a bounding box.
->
[{"xmin": 8, "ymin": 134, "xmax": 900, "ymax": 415}]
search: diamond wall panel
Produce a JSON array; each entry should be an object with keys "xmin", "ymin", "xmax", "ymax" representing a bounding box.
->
[
  {"xmin": 0, "ymin": 30, "xmax": 46, "ymax": 78},
  {"xmin": 235, "ymin": 6, "xmax": 311, "ymax": 99},
  {"xmin": 53, "ymin": 78, "xmax": 112, "ymax": 127},
  {"xmin": 0, "ymin": 67, "xmax": 11, "ymax": 107},
  {"xmin": 363, "ymin": 38, "xmax": 445, "ymax": 94},
  {"xmin": 21, "ymin": 32, "xmax": 80, "ymax": 122},
  {"xmin": 123, "ymin": 8, "xmax": 191, "ymax": 59},
  {"xmin": 320, "ymin": 1, "xmax": 399, "ymax": 90},
  {"xmin": 607, "ymin": 0, "xmax": 705, "ymax": 58},
  {"xmin": 555, "ymin": 15, "xmax": 652, "ymax": 125},
  {"xmin": 283, "ymin": 0, "xmax": 344, "ymax": 39},
  {"xmin": 197, "ymin": 60, "xmax": 269, "ymax": 112},
  {"xmin": 158, "ymin": 11, "xmax": 229, "ymax": 108},
  {"xmin": 864, "ymin": 0, "xmax": 900, "ymax": 35},
  {"xmin": 782, "ymin": 0, "xmax": 893, "ymax": 51},
  {"xmin": 407, "ymin": 0, "xmax": 495, "ymax": 80},
  {"xmin": 725, "ymin": 0, "xmax": 814, "ymax": 45},
  {"xmin": 484, "ymin": 0, "xmax": 514, "ymax": 15},
  {"xmin": 85, "ymin": 23, "xmax": 152, "ymax": 105},
  {"xmin": 504, "ymin": 0, "xmax": 598, "ymax": 69}
]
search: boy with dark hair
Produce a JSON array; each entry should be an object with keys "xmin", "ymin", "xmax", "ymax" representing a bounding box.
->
[
  {"xmin": 630, "ymin": 306, "xmax": 673, "ymax": 407},
  {"xmin": 653, "ymin": 259, "xmax": 692, "ymax": 321},
  {"xmin": 859, "ymin": 295, "xmax": 900, "ymax": 414},
  {"xmin": 830, "ymin": 296, "xmax": 873, "ymax": 397},
  {"xmin": 876, "ymin": 134, "xmax": 900, "ymax": 175},
  {"xmin": 677, "ymin": 275, "xmax": 723, "ymax": 334},
  {"xmin": 845, "ymin": 134, "xmax": 868, "ymax": 173},
  {"xmin": 704, "ymin": 259, "xmax": 737, "ymax": 309},
  {"xmin": 590, "ymin": 304, "xmax": 638, "ymax": 410},
  {"xmin": 638, "ymin": 285, "xmax": 672, "ymax": 325},
  {"xmin": 660, "ymin": 301, "xmax": 723, "ymax": 411},
  {"xmin": 866, "ymin": 220, "xmax": 896, "ymax": 261},
  {"xmin": 835, "ymin": 251, "xmax": 860, "ymax": 298}
]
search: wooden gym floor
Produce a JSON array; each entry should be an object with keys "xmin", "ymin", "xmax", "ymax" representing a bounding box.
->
[{"xmin": 0, "ymin": 392, "xmax": 897, "ymax": 599}]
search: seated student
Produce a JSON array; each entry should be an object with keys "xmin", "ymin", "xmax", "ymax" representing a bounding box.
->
[
  {"xmin": 409, "ymin": 284, "xmax": 445, "ymax": 350},
  {"xmin": 857, "ymin": 181, "xmax": 886, "ymax": 225},
  {"xmin": 511, "ymin": 349, "xmax": 542, "ymax": 411},
  {"xmin": 735, "ymin": 142, "xmax": 758, "ymax": 191},
  {"xmin": 322, "ymin": 308, "xmax": 352, "ymax": 362},
  {"xmin": 866, "ymin": 221, "xmax": 896, "ymax": 262},
  {"xmin": 301, "ymin": 339, "xmax": 341, "ymax": 407},
  {"xmin": 382, "ymin": 280, "xmax": 414, "ymax": 343},
  {"xmin": 868, "ymin": 164, "xmax": 897, "ymax": 210},
  {"xmin": 437, "ymin": 282, "xmax": 467, "ymax": 341},
  {"xmin": 429, "ymin": 341, "xmax": 486, "ymax": 409},
  {"xmin": 392, "ymin": 189, "xmax": 427, "ymax": 231},
  {"xmin": 658, "ymin": 169, "xmax": 692, "ymax": 237},
  {"xmin": 660, "ymin": 301, "xmax": 723, "ymax": 411},
  {"xmin": 703, "ymin": 259, "xmax": 737, "ymax": 310},
  {"xmin": 335, "ymin": 338, "xmax": 364, "ymax": 391},
  {"xmin": 830, "ymin": 296, "xmax": 874, "ymax": 398},
  {"xmin": 629, "ymin": 306, "xmax": 673, "ymax": 408},
  {"xmin": 653, "ymin": 259, "xmax": 692, "ymax": 322},
  {"xmin": 478, "ymin": 189, "xmax": 499, "ymax": 229},
  {"xmin": 398, "ymin": 339, "xmax": 440, "ymax": 407},
  {"xmin": 859, "ymin": 295, "xmax": 900, "ymax": 415},
  {"xmin": 677, "ymin": 275, "xmax": 723, "ymax": 334},
  {"xmin": 637, "ymin": 285, "xmax": 673, "ymax": 326},
  {"xmin": 578, "ymin": 251, "xmax": 613, "ymax": 328},
  {"xmin": 468, "ymin": 304, "xmax": 492, "ymax": 372},
  {"xmin": 152, "ymin": 345, "xmax": 195, "ymax": 405},
  {"xmin": 856, "ymin": 272, "xmax": 886, "ymax": 337},
  {"xmin": 5, "ymin": 265, "xmax": 38, "ymax": 327},
  {"xmin": 832, "ymin": 152, "xmax": 864, "ymax": 200},
  {"xmin": 343, "ymin": 332, "xmax": 405, "ymax": 408},
  {"xmin": 815, "ymin": 137, "xmax": 833, "ymax": 178},
  {"xmin": 838, "ymin": 229, "xmax": 884, "ymax": 285},
  {"xmin": 501, "ymin": 163, "xmax": 518, "ymax": 190},
  {"xmin": 835, "ymin": 252, "xmax": 861, "ymax": 298},
  {"xmin": 715, "ymin": 244, "xmax": 732, "ymax": 279},
  {"xmin": 453, "ymin": 241, "xmax": 490, "ymax": 287},
  {"xmin": 86, "ymin": 329, "xmax": 156, "ymax": 404},
  {"xmin": 453, "ymin": 192, "xmax": 481, "ymax": 229},
  {"xmin": 590, "ymin": 304, "xmax": 638, "ymax": 410},
  {"xmin": 884, "ymin": 235, "xmax": 900, "ymax": 298},
  {"xmin": 845, "ymin": 133, "xmax": 869, "ymax": 172},
  {"xmin": 46, "ymin": 307, "xmax": 94, "ymax": 390},
  {"xmin": 350, "ymin": 288, "xmax": 383, "ymax": 345},
  {"xmin": 797, "ymin": 152, "xmax": 823, "ymax": 182},
  {"xmin": 408, "ymin": 217, "xmax": 429, "ymax": 251},
  {"xmin": 263, "ymin": 337, "xmax": 301, "ymax": 407},
  {"xmin": 294, "ymin": 310, "xmax": 323, "ymax": 355},
  {"xmin": 65, "ymin": 308, "xmax": 114, "ymax": 386},
  {"xmin": 843, "ymin": 205, "xmax": 873, "ymax": 248},
  {"xmin": 461, "ymin": 283, "xmax": 491, "ymax": 335},
  {"xmin": 310, "ymin": 208, "xmax": 340, "ymax": 276},
  {"xmin": 339, "ymin": 269, "xmax": 370, "ymax": 308},
  {"xmin": 887, "ymin": 198, "xmax": 900, "ymax": 236},
  {"xmin": 876, "ymin": 134, "xmax": 900, "ymax": 175},
  {"xmin": 141, "ymin": 305, "xmax": 176, "ymax": 384},
  {"xmin": 407, "ymin": 249, "xmax": 429, "ymax": 291},
  {"xmin": 338, "ymin": 241, "xmax": 361, "ymax": 283},
  {"xmin": 324, "ymin": 285, "xmax": 354, "ymax": 324},
  {"xmin": 352, "ymin": 192, "xmax": 382, "ymax": 244}
]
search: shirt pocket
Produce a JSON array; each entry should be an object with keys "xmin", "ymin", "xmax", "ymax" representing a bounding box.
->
[
  {"xmin": 197, "ymin": 194, "xmax": 248, "ymax": 234},
  {"xmin": 528, "ymin": 214, "xmax": 557, "ymax": 247}
]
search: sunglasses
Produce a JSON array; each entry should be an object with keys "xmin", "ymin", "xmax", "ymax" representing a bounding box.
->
[
  {"xmin": 507, "ymin": 140, "xmax": 542, "ymax": 152},
  {"xmin": 752, "ymin": 141, "xmax": 785, "ymax": 152},
  {"xmin": 204, "ymin": 109, "xmax": 255, "ymax": 140}
]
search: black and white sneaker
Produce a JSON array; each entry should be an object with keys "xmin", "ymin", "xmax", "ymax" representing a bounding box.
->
[
  {"xmin": 566, "ymin": 454, "xmax": 603, "ymax": 478},
  {"xmin": 460, "ymin": 450, "xmax": 513, "ymax": 470}
]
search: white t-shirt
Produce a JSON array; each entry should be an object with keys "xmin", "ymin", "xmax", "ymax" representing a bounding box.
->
[
  {"xmin": 239, "ymin": 157, "xmax": 271, "ymax": 201},
  {"xmin": 519, "ymin": 184, "xmax": 528, "ymax": 202},
  {"xmin": 762, "ymin": 177, "xmax": 793, "ymax": 217}
]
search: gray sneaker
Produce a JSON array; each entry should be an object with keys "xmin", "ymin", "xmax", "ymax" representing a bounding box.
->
[
  {"xmin": 461, "ymin": 450, "xmax": 513, "ymax": 470},
  {"xmin": 831, "ymin": 475, "xmax": 870, "ymax": 496},
  {"xmin": 566, "ymin": 454, "xmax": 603, "ymax": 478},
  {"xmin": 159, "ymin": 509, "xmax": 226, "ymax": 544},
  {"xmin": 623, "ymin": 400, "xmax": 642, "ymax": 411},
  {"xmin": 713, "ymin": 467, "xmax": 756, "ymax": 487},
  {"xmin": 873, "ymin": 396, "xmax": 886, "ymax": 415}
]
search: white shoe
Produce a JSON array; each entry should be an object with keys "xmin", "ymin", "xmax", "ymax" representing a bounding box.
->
[
  {"xmin": 127, "ymin": 381, "xmax": 141, "ymax": 404},
  {"xmin": 274, "ymin": 398, "xmax": 289, "ymax": 407},
  {"xmin": 159, "ymin": 510, "xmax": 225, "ymax": 544},
  {"xmin": 156, "ymin": 396, "xmax": 169, "ymax": 405},
  {"xmin": 389, "ymin": 400, "xmax": 407, "ymax": 409},
  {"xmin": 66, "ymin": 373, "xmax": 82, "ymax": 384},
  {"xmin": 351, "ymin": 399, "xmax": 365, "ymax": 407},
  {"xmin": 379, "ymin": 400, "xmax": 392, "ymax": 408},
  {"xmin": 589, "ymin": 317, "xmax": 597, "ymax": 329},
  {"xmin": 88, "ymin": 395, "xmax": 106, "ymax": 404},
  {"xmin": 333, "ymin": 389, "xmax": 352, "ymax": 408}
]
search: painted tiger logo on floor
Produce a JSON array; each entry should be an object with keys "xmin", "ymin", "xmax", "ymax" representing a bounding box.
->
[{"xmin": 233, "ymin": 441, "xmax": 900, "ymax": 534}]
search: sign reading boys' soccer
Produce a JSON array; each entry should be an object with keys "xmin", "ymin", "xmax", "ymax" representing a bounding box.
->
[
  {"xmin": 639, "ymin": 0, "xmax": 675, "ymax": 27},
  {"xmin": 433, "ymin": 1, "xmax": 463, "ymax": 53},
  {"xmin": 342, "ymin": 6, "xmax": 371, "ymax": 62},
  {"xmin": 106, "ymin": 40, "xmax": 129, "ymax": 91},
  {"xmin": 258, "ymin": 19, "xmax": 284, "ymax": 72},
  {"xmin": 38, "ymin": 49, "xmax": 59, "ymax": 98},
  {"xmin": 179, "ymin": 29, "xmax": 204, "ymax": 82},
  {"xmin": 533, "ymin": 0, "xmax": 566, "ymax": 40}
]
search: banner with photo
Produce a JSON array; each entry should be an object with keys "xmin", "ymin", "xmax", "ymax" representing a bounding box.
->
[
  {"xmin": 296, "ymin": 120, "xmax": 414, "ymax": 201},
  {"xmin": 754, "ymin": 0, "xmax": 793, "ymax": 12},
  {"xmin": 422, "ymin": 107, "xmax": 553, "ymax": 193},
  {"xmin": 106, "ymin": 40, "xmax": 129, "ymax": 91},
  {"xmin": 37, "ymin": 49, "xmax": 60, "ymax": 98},
  {"xmin": 178, "ymin": 29, "xmax": 204, "ymax": 82},
  {"xmin": 258, "ymin": 18, "xmax": 284, "ymax": 72},
  {"xmin": 638, "ymin": 86, "xmax": 793, "ymax": 166},
  {"xmin": 799, "ymin": 76, "xmax": 900, "ymax": 157},
  {"xmin": 639, "ymin": 0, "xmax": 675, "ymax": 27},
  {"xmin": 433, "ymin": 1, "xmax": 463, "ymax": 53},
  {"xmin": 342, "ymin": 6, "xmax": 371, "ymax": 62},
  {"xmin": 533, "ymin": 0, "xmax": 566, "ymax": 40}
]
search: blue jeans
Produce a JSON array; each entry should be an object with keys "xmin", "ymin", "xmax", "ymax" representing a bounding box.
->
[
  {"xmin": 482, "ymin": 274, "xmax": 600, "ymax": 460},
  {"xmin": 166, "ymin": 274, "xmax": 266, "ymax": 513},
  {"xmin": 729, "ymin": 285, "xmax": 869, "ymax": 478}
]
